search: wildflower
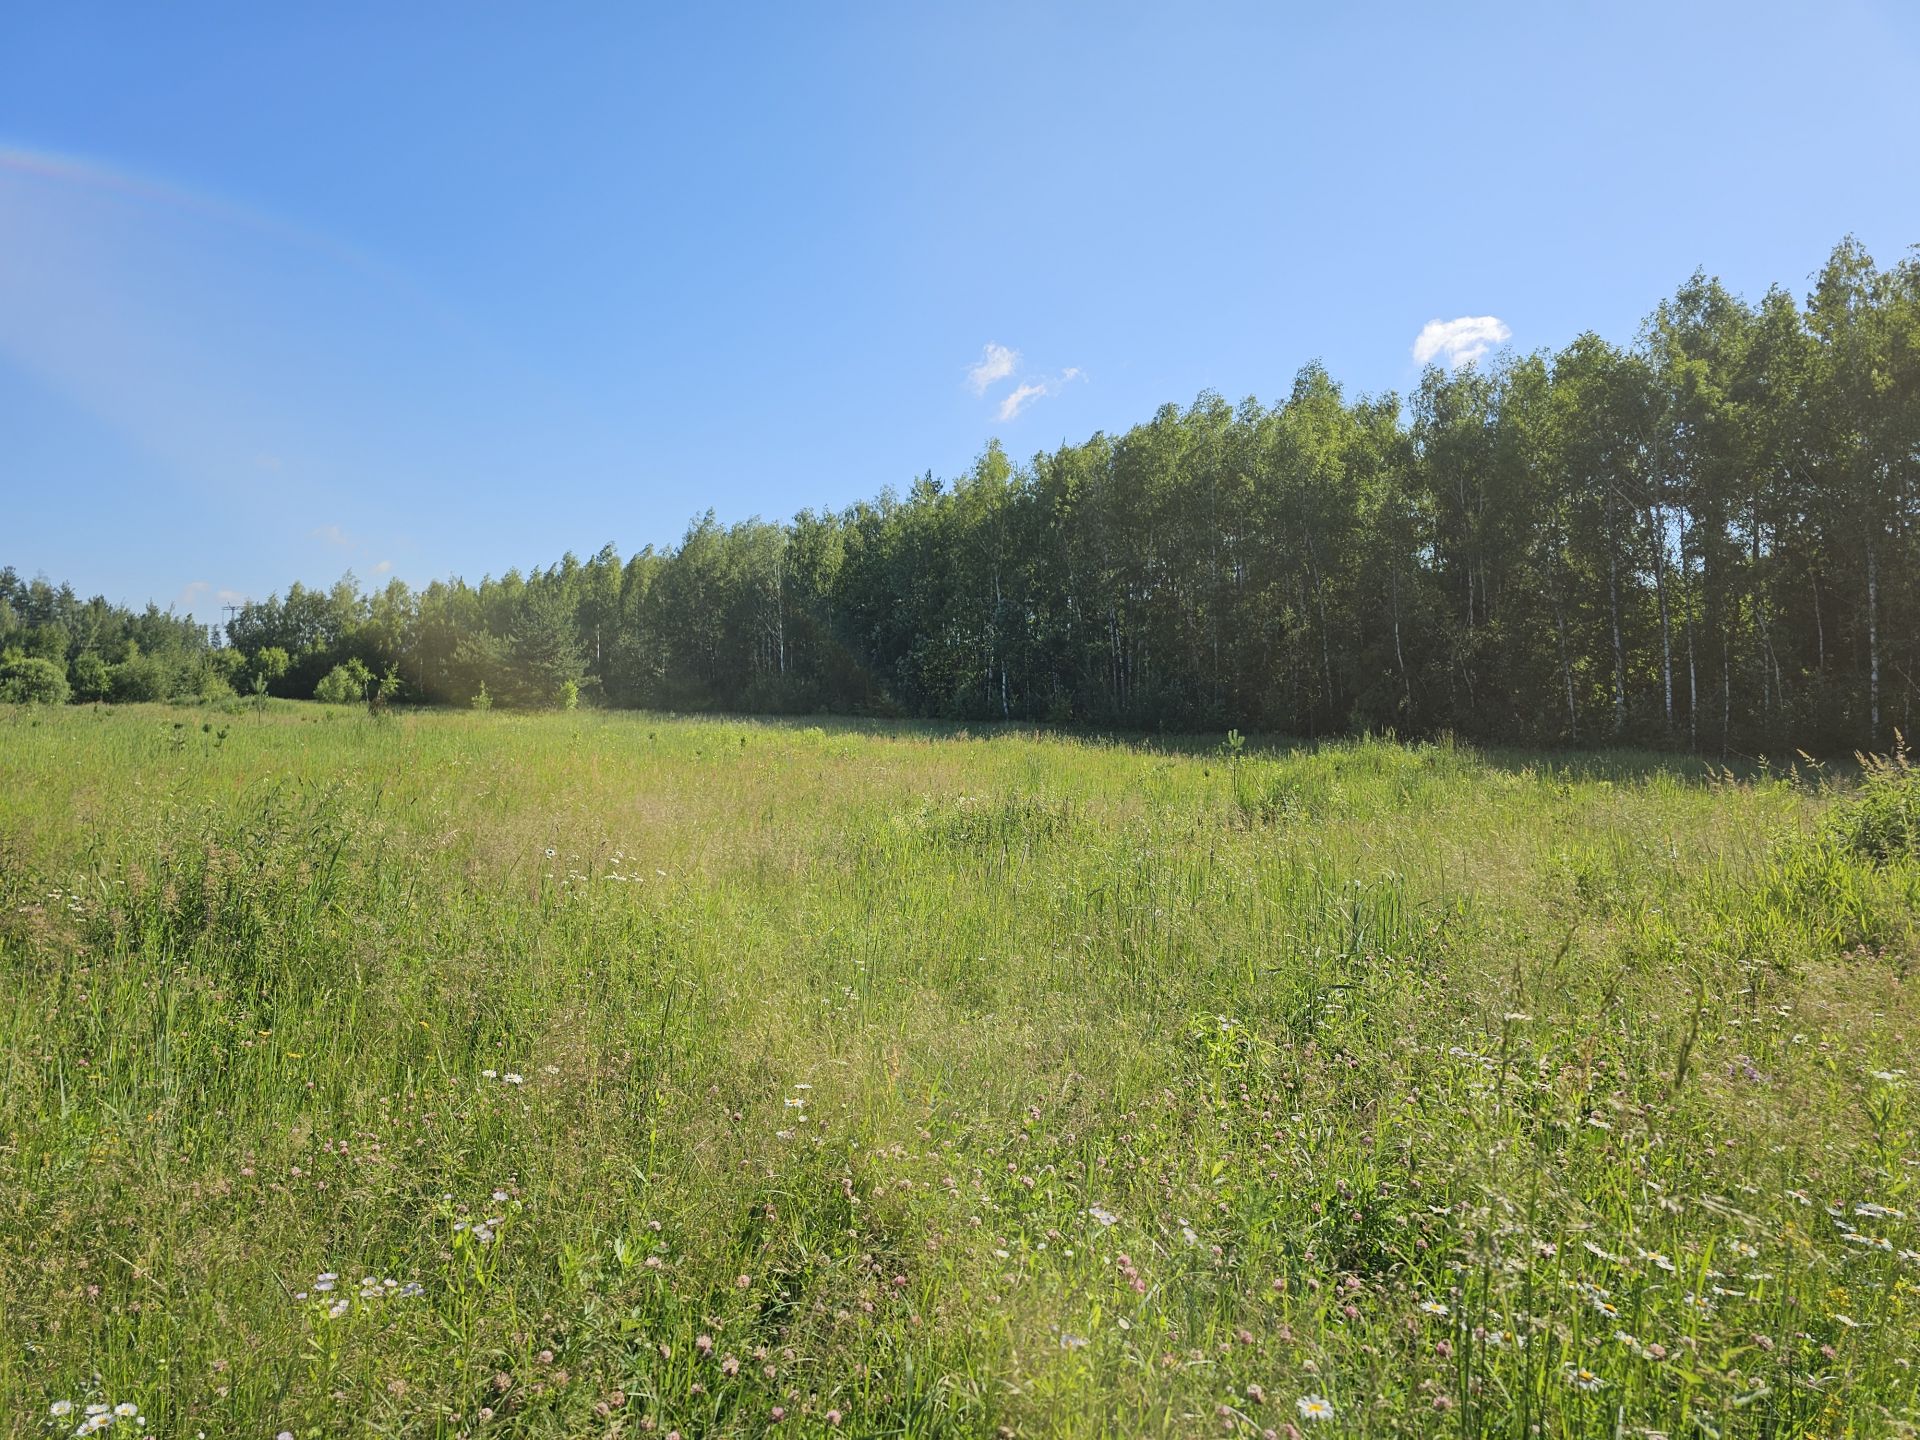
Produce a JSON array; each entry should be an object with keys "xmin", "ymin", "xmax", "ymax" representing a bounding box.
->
[
  {"xmin": 314, "ymin": 1273, "xmax": 338, "ymax": 1292},
  {"xmin": 1296, "ymin": 1395, "xmax": 1334, "ymax": 1422},
  {"xmin": 51, "ymin": 1403, "xmax": 74, "ymax": 1418},
  {"xmin": 113, "ymin": 1405, "xmax": 138, "ymax": 1420},
  {"xmin": 482, "ymin": 1069, "xmax": 497, "ymax": 1079},
  {"xmin": 826, "ymin": 1411, "xmax": 842, "ymax": 1426},
  {"xmin": 1832, "ymin": 1313, "xmax": 1862, "ymax": 1329},
  {"xmin": 1563, "ymin": 1364, "xmax": 1604, "ymax": 1392},
  {"xmin": 736, "ymin": 1273, "xmax": 752, "ymax": 1288},
  {"xmin": 1089, "ymin": 1206, "xmax": 1119, "ymax": 1226},
  {"xmin": 329, "ymin": 1299, "xmax": 350, "ymax": 1319},
  {"xmin": 1060, "ymin": 1333, "xmax": 1089, "ymax": 1350},
  {"xmin": 492, "ymin": 1189, "xmax": 510, "ymax": 1202},
  {"xmin": 1419, "ymin": 1300, "xmax": 1450, "ymax": 1317},
  {"xmin": 504, "ymin": 1073, "xmax": 524, "ymax": 1085}
]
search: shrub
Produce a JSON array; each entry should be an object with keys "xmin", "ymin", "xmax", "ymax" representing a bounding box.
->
[
  {"xmin": 250, "ymin": 646, "xmax": 291, "ymax": 695},
  {"xmin": 1830, "ymin": 738, "xmax": 1920, "ymax": 864},
  {"xmin": 313, "ymin": 659, "xmax": 374, "ymax": 705},
  {"xmin": 109, "ymin": 653, "xmax": 173, "ymax": 703},
  {"xmin": 69, "ymin": 651, "xmax": 111, "ymax": 702},
  {"xmin": 0, "ymin": 655, "xmax": 72, "ymax": 705}
]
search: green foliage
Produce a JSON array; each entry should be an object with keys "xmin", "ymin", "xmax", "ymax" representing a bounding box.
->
[
  {"xmin": 108, "ymin": 647, "xmax": 173, "ymax": 702},
  {"xmin": 0, "ymin": 653, "xmax": 70, "ymax": 704},
  {"xmin": 250, "ymin": 645, "xmax": 291, "ymax": 692},
  {"xmin": 1829, "ymin": 739, "xmax": 1920, "ymax": 864},
  {"xmin": 312, "ymin": 658, "xmax": 374, "ymax": 705},
  {"xmin": 0, "ymin": 567, "xmax": 211, "ymax": 702},
  {"xmin": 69, "ymin": 651, "xmax": 111, "ymax": 702}
]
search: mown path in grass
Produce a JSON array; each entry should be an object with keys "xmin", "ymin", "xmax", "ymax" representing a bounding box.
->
[{"xmin": 2, "ymin": 703, "xmax": 1916, "ymax": 1438}]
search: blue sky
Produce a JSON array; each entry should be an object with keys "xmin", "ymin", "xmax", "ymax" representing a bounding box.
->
[{"xmin": 4, "ymin": 2, "xmax": 1917, "ymax": 622}]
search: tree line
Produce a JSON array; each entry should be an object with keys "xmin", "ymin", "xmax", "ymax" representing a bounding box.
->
[{"xmin": 7, "ymin": 237, "xmax": 1917, "ymax": 754}]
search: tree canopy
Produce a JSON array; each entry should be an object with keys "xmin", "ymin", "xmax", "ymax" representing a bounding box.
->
[{"xmin": 10, "ymin": 238, "xmax": 1918, "ymax": 753}]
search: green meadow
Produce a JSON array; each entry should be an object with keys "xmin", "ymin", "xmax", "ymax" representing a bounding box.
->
[{"xmin": 3, "ymin": 703, "xmax": 1917, "ymax": 1438}]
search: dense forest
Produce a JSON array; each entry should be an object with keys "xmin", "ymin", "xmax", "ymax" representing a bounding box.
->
[{"xmin": 6, "ymin": 238, "xmax": 1918, "ymax": 754}]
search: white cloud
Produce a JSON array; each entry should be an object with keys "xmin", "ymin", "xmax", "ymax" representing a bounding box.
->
[
  {"xmin": 175, "ymin": 579, "xmax": 210, "ymax": 608},
  {"xmin": 310, "ymin": 523, "xmax": 355, "ymax": 547},
  {"xmin": 215, "ymin": 588, "xmax": 249, "ymax": 605},
  {"xmin": 995, "ymin": 366, "xmax": 1085, "ymax": 421},
  {"xmin": 967, "ymin": 342, "xmax": 1019, "ymax": 394},
  {"xmin": 1412, "ymin": 315, "xmax": 1511, "ymax": 370},
  {"xmin": 997, "ymin": 381, "xmax": 1049, "ymax": 421},
  {"xmin": 372, "ymin": 560, "xmax": 393, "ymax": 575}
]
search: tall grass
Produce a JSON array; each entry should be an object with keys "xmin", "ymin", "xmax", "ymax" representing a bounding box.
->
[{"xmin": 2, "ymin": 703, "xmax": 1916, "ymax": 1437}]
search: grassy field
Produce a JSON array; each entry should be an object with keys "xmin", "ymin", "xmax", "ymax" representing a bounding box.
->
[{"xmin": 3, "ymin": 703, "xmax": 1918, "ymax": 1439}]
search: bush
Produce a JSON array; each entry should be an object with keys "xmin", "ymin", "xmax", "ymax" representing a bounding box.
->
[
  {"xmin": 0, "ymin": 655, "xmax": 72, "ymax": 705},
  {"xmin": 110, "ymin": 653, "xmax": 173, "ymax": 703},
  {"xmin": 69, "ymin": 651, "xmax": 111, "ymax": 702},
  {"xmin": 1830, "ymin": 740, "xmax": 1920, "ymax": 864},
  {"xmin": 313, "ymin": 659, "xmax": 374, "ymax": 705},
  {"xmin": 250, "ymin": 646, "xmax": 291, "ymax": 695}
]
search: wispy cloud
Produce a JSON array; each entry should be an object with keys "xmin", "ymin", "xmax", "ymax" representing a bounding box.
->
[
  {"xmin": 372, "ymin": 559, "xmax": 393, "ymax": 575},
  {"xmin": 310, "ymin": 522, "xmax": 356, "ymax": 547},
  {"xmin": 967, "ymin": 342, "xmax": 1019, "ymax": 394},
  {"xmin": 997, "ymin": 381, "xmax": 1048, "ymax": 421},
  {"xmin": 996, "ymin": 366, "xmax": 1085, "ymax": 421},
  {"xmin": 1412, "ymin": 315, "xmax": 1511, "ymax": 370},
  {"xmin": 174, "ymin": 580, "xmax": 250, "ymax": 612}
]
